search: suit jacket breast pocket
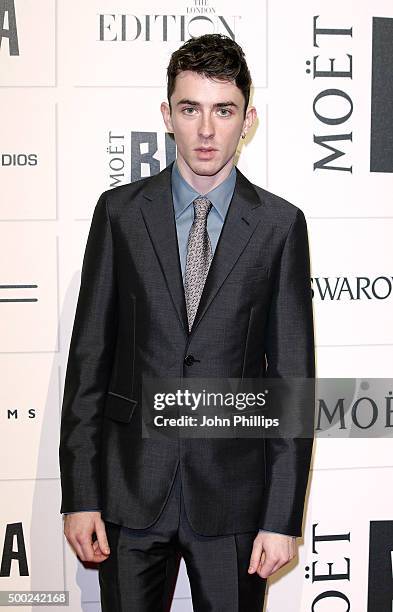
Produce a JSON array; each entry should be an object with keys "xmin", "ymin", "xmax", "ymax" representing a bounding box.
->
[{"xmin": 226, "ymin": 264, "xmax": 269, "ymax": 286}]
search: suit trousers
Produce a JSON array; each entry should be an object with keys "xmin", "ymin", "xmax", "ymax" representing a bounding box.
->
[{"xmin": 98, "ymin": 464, "xmax": 267, "ymax": 611}]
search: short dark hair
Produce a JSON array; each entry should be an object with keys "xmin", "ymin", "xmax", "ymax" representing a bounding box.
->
[{"xmin": 166, "ymin": 34, "xmax": 252, "ymax": 117}]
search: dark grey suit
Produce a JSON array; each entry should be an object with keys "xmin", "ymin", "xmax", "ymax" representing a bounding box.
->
[{"xmin": 59, "ymin": 161, "xmax": 315, "ymax": 540}]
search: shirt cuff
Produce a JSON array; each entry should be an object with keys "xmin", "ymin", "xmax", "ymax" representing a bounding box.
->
[{"xmin": 258, "ymin": 529, "xmax": 296, "ymax": 538}]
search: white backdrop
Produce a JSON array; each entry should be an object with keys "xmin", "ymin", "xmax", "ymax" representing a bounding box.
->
[{"xmin": 1, "ymin": 1, "xmax": 392, "ymax": 610}]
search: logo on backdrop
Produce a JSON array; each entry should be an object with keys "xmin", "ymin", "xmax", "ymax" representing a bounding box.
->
[
  {"xmin": 4, "ymin": 407, "xmax": 36, "ymax": 420},
  {"xmin": 0, "ymin": 284, "xmax": 38, "ymax": 303},
  {"xmin": 98, "ymin": 0, "xmax": 241, "ymax": 42},
  {"xmin": 0, "ymin": 522, "xmax": 28, "ymax": 577},
  {"xmin": 370, "ymin": 17, "xmax": 393, "ymax": 174},
  {"xmin": 309, "ymin": 15, "xmax": 393, "ymax": 175},
  {"xmin": 308, "ymin": 16, "xmax": 353, "ymax": 174},
  {"xmin": 1, "ymin": 154, "xmax": 38, "ymax": 167},
  {"xmin": 107, "ymin": 130, "xmax": 176, "ymax": 186},
  {"xmin": 311, "ymin": 276, "xmax": 393, "ymax": 301},
  {"xmin": 367, "ymin": 521, "xmax": 393, "ymax": 611},
  {"xmin": 0, "ymin": 0, "xmax": 19, "ymax": 56},
  {"xmin": 305, "ymin": 523, "xmax": 351, "ymax": 609}
]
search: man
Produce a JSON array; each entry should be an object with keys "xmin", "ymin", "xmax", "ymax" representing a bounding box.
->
[{"xmin": 59, "ymin": 33, "xmax": 315, "ymax": 611}]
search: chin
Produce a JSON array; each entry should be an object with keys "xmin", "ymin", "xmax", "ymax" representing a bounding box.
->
[
  {"xmin": 192, "ymin": 167, "xmax": 219, "ymax": 177},
  {"xmin": 189, "ymin": 160, "xmax": 223, "ymax": 177}
]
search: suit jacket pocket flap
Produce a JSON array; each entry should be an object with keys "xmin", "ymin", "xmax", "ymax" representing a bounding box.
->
[{"xmin": 104, "ymin": 391, "xmax": 137, "ymax": 423}]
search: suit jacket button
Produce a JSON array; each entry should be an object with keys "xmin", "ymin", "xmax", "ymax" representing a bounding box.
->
[{"xmin": 184, "ymin": 355, "xmax": 195, "ymax": 366}]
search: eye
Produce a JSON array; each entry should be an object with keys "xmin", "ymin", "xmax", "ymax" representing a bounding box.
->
[
  {"xmin": 182, "ymin": 107, "xmax": 197, "ymax": 115},
  {"xmin": 218, "ymin": 108, "xmax": 232, "ymax": 117}
]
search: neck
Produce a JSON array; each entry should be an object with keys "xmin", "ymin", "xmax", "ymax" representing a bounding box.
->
[{"xmin": 176, "ymin": 156, "xmax": 234, "ymax": 194}]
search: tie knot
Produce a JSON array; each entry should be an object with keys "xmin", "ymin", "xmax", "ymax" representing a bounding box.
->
[{"xmin": 193, "ymin": 196, "xmax": 212, "ymax": 220}]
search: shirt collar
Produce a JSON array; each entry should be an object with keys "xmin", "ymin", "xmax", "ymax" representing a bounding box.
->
[{"xmin": 171, "ymin": 159, "xmax": 236, "ymax": 221}]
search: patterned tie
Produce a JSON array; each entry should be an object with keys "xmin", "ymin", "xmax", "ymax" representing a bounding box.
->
[{"xmin": 184, "ymin": 196, "xmax": 213, "ymax": 331}]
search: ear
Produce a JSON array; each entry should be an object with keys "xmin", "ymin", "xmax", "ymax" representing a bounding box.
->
[
  {"xmin": 161, "ymin": 101, "xmax": 174, "ymax": 133},
  {"xmin": 242, "ymin": 106, "xmax": 257, "ymax": 138}
]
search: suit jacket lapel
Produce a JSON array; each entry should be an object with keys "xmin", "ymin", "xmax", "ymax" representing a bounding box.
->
[
  {"xmin": 139, "ymin": 162, "xmax": 263, "ymax": 337},
  {"xmin": 140, "ymin": 162, "xmax": 189, "ymax": 336},
  {"xmin": 191, "ymin": 166, "xmax": 263, "ymax": 334}
]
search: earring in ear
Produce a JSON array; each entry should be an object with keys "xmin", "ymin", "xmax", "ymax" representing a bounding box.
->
[{"xmin": 241, "ymin": 133, "xmax": 246, "ymax": 139}]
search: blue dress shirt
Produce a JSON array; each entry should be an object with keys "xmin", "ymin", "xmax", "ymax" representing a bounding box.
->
[{"xmin": 171, "ymin": 159, "xmax": 236, "ymax": 281}]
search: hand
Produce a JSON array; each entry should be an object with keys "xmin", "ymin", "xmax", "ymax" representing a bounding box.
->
[
  {"xmin": 248, "ymin": 532, "xmax": 297, "ymax": 579},
  {"xmin": 63, "ymin": 511, "xmax": 110, "ymax": 563}
]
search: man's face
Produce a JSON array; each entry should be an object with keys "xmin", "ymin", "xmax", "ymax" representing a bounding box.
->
[{"xmin": 161, "ymin": 70, "xmax": 256, "ymax": 178}]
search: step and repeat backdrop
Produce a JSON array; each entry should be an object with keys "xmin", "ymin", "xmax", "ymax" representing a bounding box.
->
[{"xmin": 1, "ymin": 1, "xmax": 392, "ymax": 610}]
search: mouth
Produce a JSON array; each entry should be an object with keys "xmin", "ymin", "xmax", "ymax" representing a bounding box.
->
[{"xmin": 195, "ymin": 147, "xmax": 217, "ymax": 159}]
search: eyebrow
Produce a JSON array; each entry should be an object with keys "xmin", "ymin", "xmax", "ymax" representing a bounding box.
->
[{"xmin": 176, "ymin": 99, "xmax": 239, "ymax": 109}]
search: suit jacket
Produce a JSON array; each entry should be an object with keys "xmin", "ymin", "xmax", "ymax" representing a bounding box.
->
[{"xmin": 59, "ymin": 161, "xmax": 315, "ymax": 537}]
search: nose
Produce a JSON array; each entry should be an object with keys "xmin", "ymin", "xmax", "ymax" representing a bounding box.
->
[{"xmin": 198, "ymin": 112, "xmax": 215, "ymax": 140}]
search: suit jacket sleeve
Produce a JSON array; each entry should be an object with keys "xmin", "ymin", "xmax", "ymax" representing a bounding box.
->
[
  {"xmin": 258, "ymin": 207, "xmax": 315, "ymax": 537},
  {"xmin": 59, "ymin": 192, "xmax": 118, "ymax": 513}
]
